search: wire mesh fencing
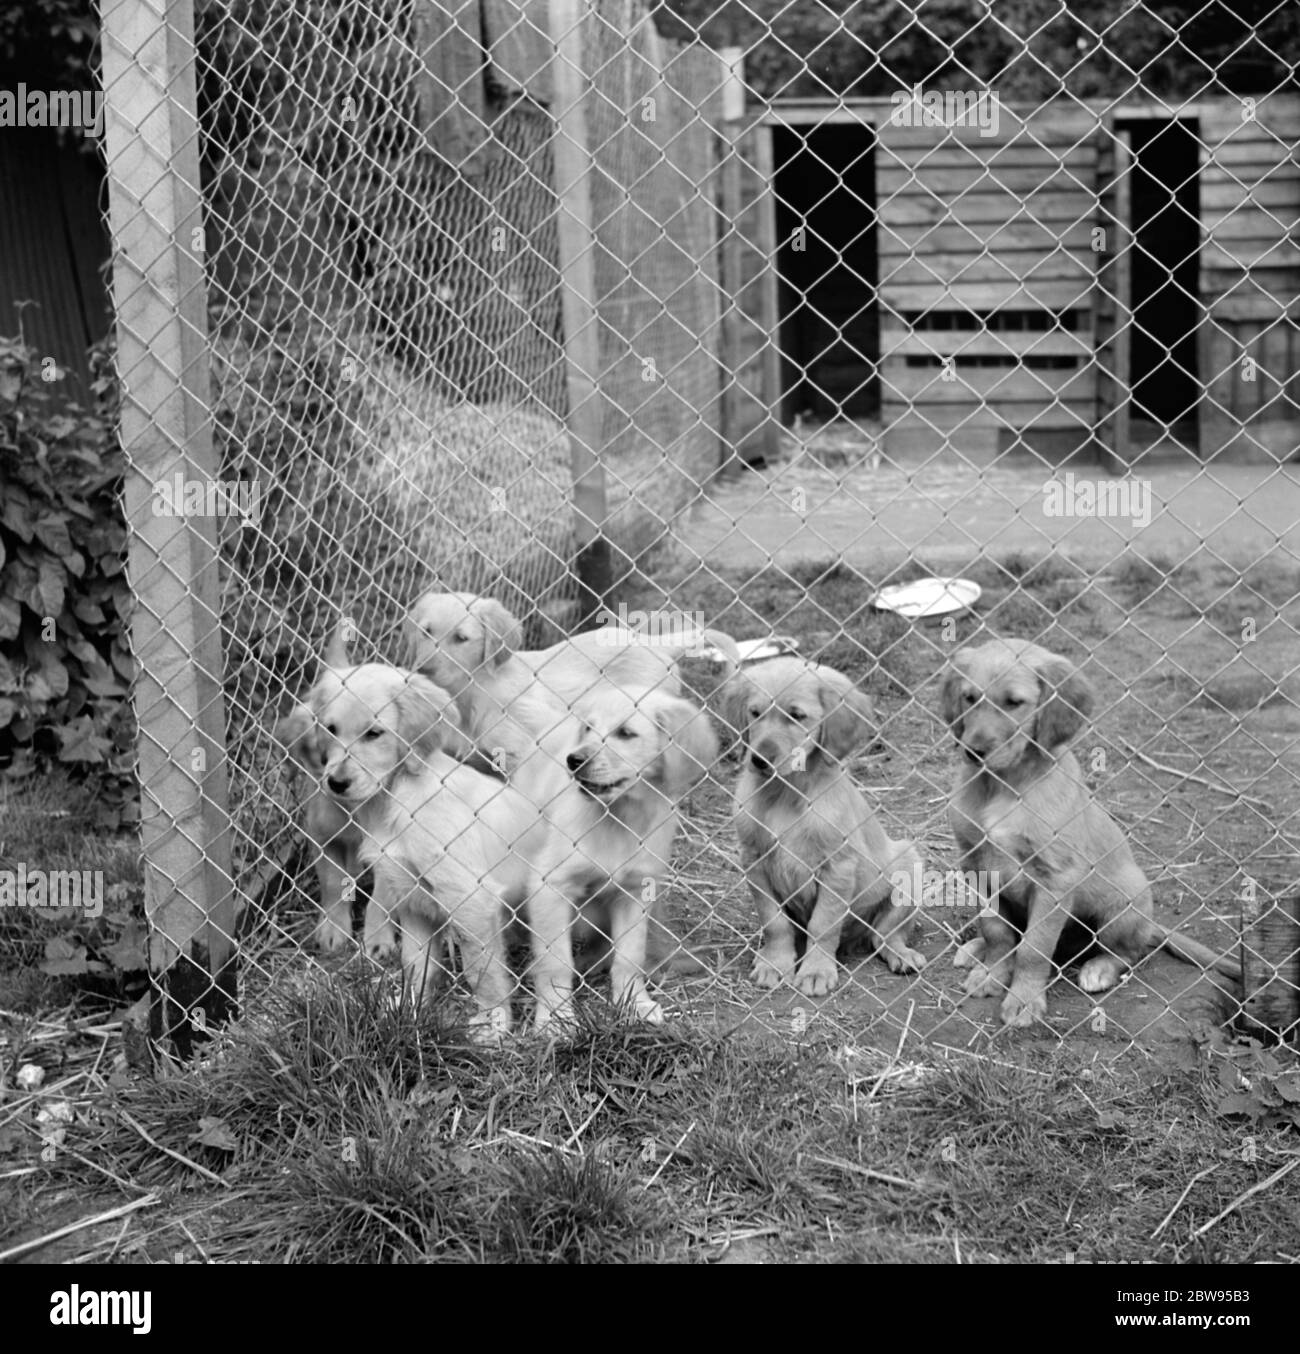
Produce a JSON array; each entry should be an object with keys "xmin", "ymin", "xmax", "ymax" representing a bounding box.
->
[{"xmin": 95, "ymin": 0, "xmax": 1299, "ymax": 1056}]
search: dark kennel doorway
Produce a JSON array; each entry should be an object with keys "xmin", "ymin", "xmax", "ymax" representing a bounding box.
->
[
  {"xmin": 1120, "ymin": 117, "xmax": 1201, "ymax": 436},
  {"xmin": 773, "ymin": 124, "xmax": 879, "ymax": 422}
]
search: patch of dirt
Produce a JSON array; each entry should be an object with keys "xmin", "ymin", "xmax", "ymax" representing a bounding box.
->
[{"xmin": 637, "ymin": 552, "xmax": 1300, "ymax": 1064}]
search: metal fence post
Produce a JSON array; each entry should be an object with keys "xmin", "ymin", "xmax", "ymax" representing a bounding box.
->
[{"xmin": 101, "ymin": 0, "xmax": 237, "ymax": 1053}]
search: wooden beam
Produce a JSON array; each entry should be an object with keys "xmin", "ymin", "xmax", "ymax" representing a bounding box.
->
[
  {"xmin": 1110, "ymin": 130, "xmax": 1133, "ymax": 467},
  {"xmin": 100, "ymin": 0, "xmax": 237, "ymax": 1054},
  {"xmin": 753, "ymin": 124, "xmax": 782, "ymax": 463},
  {"xmin": 416, "ymin": 0, "xmax": 488, "ymax": 168},
  {"xmin": 548, "ymin": 0, "xmax": 610, "ymax": 617}
]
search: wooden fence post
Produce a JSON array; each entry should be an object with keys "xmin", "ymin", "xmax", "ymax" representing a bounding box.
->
[
  {"xmin": 549, "ymin": 0, "xmax": 611, "ymax": 622},
  {"xmin": 101, "ymin": 0, "xmax": 238, "ymax": 1053},
  {"xmin": 719, "ymin": 46, "xmax": 745, "ymax": 464}
]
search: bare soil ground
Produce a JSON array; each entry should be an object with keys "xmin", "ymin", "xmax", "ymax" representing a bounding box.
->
[{"xmin": 629, "ymin": 541, "xmax": 1299, "ymax": 1063}]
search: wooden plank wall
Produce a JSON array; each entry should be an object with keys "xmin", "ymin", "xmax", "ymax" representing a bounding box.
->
[
  {"xmin": 1198, "ymin": 95, "xmax": 1300, "ymax": 462},
  {"xmin": 873, "ymin": 102, "xmax": 1103, "ymax": 458},
  {"xmin": 720, "ymin": 120, "xmax": 781, "ymax": 462}
]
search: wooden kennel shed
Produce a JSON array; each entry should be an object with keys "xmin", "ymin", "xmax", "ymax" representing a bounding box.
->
[{"xmin": 721, "ymin": 92, "xmax": 1300, "ymax": 464}]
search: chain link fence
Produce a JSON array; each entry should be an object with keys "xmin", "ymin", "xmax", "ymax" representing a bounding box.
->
[{"xmin": 94, "ymin": 0, "xmax": 1298, "ymax": 1056}]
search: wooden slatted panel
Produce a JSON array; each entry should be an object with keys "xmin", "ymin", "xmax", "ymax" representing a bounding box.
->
[
  {"xmin": 1198, "ymin": 95, "xmax": 1300, "ymax": 461},
  {"xmin": 877, "ymin": 102, "xmax": 1102, "ymax": 456},
  {"xmin": 720, "ymin": 122, "xmax": 780, "ymax": 461},
  {"xmin": 482, "ymin": 0, "xmax": 552, "ymax": 103}
]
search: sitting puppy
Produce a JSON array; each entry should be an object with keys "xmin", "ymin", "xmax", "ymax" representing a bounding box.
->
[
  {"xmin": 723, "ymin": 658, "xmax": 926, "ymax": 996},
  {"xmin": 280, "ymin": 662, "xmax": 546, "ymax": 1035},
  {"xmin": 523, "ymin": 684, "xmax": 718, "ymax": 1028},
  {"xmin": 940, "ymin": 638, "xmax": 1240, "ymax": 1028}
]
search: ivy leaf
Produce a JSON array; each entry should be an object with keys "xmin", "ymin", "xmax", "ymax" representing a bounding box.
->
[
  {"xmin": 30, "ymin": 558, "xmax": 66, "ymax": 616},
  {"xmin": 26, "ymin": 661, "xmax": 69, "ymax": 704},
  {"xmin": 0, "ymin": 487, "xmax": 33, "ymax": 538},
  {"xmin": 1216, "ymin": 1092, "xmax": 1264, "ymax": 1119},
  {"xmin": 41, "ymin": 936, "xmax": 100, "ymax": 976},
  {"xmin": 33, "ymin": 515, "xmax": 75, "ymax": 558},
  {"xmin": 190, "ymin": 1117, "xmax": 238, "ymax": 1153},
  {"xmin": 102, "ymin": 920, "xmax": 147, "ymax": 972},
  {"xmin": 57, "ymin": 715, "xmax": 112, "ymax": 764},
  {"xmin": 1275, "ymin": 1072, "xmax": 1300, "ymax": 1104}
]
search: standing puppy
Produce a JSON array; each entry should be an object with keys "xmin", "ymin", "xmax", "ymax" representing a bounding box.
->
[
  {"xmin": 724, "ymin": 658, "xmax": 926, "ymax": 997},
  {"xmin": 276, "ymin": 624, "xmax": 375, "ymax": 955},
  {"xmin": 283, "ymin": 662, "xmax": 553, "ymax": 1035},
  {"xmin": 940, "ymin": 638, "xmax": 1240, "ymax": 1028},
  {"xmin": 405, "ymin": 592, "xmax": 683, "ymax": 727},
  {"xmin": 523, "ymin": 684, "xmax": 718, "ymax": 1028}
]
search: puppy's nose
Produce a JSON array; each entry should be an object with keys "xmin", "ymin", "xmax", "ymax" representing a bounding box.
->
[
  {"xmin": 566, "ymin": 750, "xmax": 589, "ymax": 774},
  {"xmin": 327, "ymin": 774, "xmax": 350, "ymax": 794}
]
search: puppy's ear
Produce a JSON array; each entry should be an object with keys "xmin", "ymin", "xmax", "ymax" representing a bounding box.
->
[
  {"xmin": 321, "ymin": 617, "xmax": 354, "ymax": 670},
  {"xmin": 276, "ymin": 703, "xmax": 318, "ymax": 767},
  {"xmin": 404, "ymin": 597, "xmax": 437, "ymax": 672},
  {"xmin": 816, "ymin": 669, "xmax": 875, "ymax": 760},
  {"xmin": 394, "ymin": 674, "xmax": 459, "ymax": 766},
  {"xmin": 471, "ymin": 598, "xmax": 524, "ymax": 668},
  {"xmin": 718, "ymin": 674, "xmax": 754, "ymax": 749},
  {"xmin": 650, "ymin": 694, "xmax": 719, "ymax": 797},
  {"xmin": 1032, "ymin": 657, "xmax": 1095, "ymax": 751},
  {"xmin": 939, "ymin": 649, "xmax": 974, "ymax": 737}
]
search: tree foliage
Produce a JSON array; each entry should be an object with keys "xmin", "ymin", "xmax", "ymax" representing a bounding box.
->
[{"xmin": 657, "ymin": 0, "xmax": 1299, "ymax": 99}]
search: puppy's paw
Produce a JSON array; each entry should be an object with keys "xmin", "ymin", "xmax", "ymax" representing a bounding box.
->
[
  {"xmin": 467, "ymin": 1006, "xmax": 511, "ymax": 1045},
  {"xmin": 962, "ymin": 963, "xmax": 1005, "ymax": 998},
  {"xmin": 952, "ymin": 937, "xmax": 986, "ymax": 970},
  {"xmin": 1000, "ymin": 988, "xmax": 1047, "ymax": 1028},
  {"xmin": 793, "ymin": 954, "xmax": 840, "ymax": 997},
  {"xmin": 885, "ymin": 945, "xmax": 927, "ymax": 975},
  {"xmin": 634, "ymin": 995, "xmax": 665, "ymax": 1025},
  {"xmin": 363, "ymin": 920, "xmax": 398, "ymax": 961},
  {"xmin": 751, "ymin": 950, "xmax": 795, "ymax": 990},
  {"xmin": 1078, "ymin": 955, "xmax": 1124, "ymax": 994},
  {"xmin": 312, "ymin": 915, "xmax": 355, "ymax": 954}
]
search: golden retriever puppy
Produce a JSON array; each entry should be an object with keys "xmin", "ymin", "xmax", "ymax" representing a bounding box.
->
[
  {"xmin": 281, "ymin": 662, "xmax": 543, "ymax": 1035},
  {"xmin": 406, "ymin": 592, "xmax": 682, "ymax": 726},
  {"xmin": 523, "ymin": 684, "xmax": 718, "ymax": 1029},
  {"xmin": 723, "ymin": 658, "xmax": 926, "ymax": 996},
  {"xmin": 276, "ymin": 625, "xmax": 373, "ymax": 956},
  {"xmin": 405, "ymin": 594, "xmax": 740, "ymax": 770},
  {"xmin": 940, "ymin": 638, "xmax": 1241, "ymax": 1028}
]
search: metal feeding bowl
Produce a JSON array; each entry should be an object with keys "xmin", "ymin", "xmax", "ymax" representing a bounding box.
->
[{"xmin": 871, "ymin": 577, "xmax": 981, "ymax": 620}]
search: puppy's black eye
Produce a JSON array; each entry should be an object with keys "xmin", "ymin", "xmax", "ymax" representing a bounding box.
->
[
  {"xmin": 453, "ymin": 631, "xmax": 470, "ymax": 643},
  {"xmin": 326, "ymin": 722, "xmax": 338, "ymax": 735},
  {"xmin": 363, "ymin": 727, "xmax": 384, "ymax": 741},
  {"xmin": 1004, "ymin": 696, "xmax": 1025, "ymax": 708},
  {"xmin": 748, "ymin": 706, "xmax": 761, "ymax": 718},
  {"xmin": 789, "ymin": 708, "xmax": 809, "ymax": 722},
  {"xmin": 962, "ymin": 693, "xmax": 976, "ymax": 706},
  {"xmin": 615, "ymin": 726, "xmax": 636, "ymax": 740}
]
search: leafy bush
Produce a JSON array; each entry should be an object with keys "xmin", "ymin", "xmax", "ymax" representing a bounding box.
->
[{"xmin": 0, "ymin": 337, "xmax": 137, "ymax": 826}]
